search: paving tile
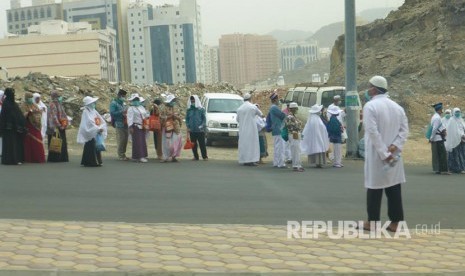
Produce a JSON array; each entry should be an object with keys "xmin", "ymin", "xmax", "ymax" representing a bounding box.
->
[{"xmin": 0, "ymin": 220, "xmax": 464, "ymax": 273}]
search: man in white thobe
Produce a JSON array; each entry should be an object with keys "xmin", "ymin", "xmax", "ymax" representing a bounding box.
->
[
  {"xmin": 236, "ymin": 93, "xmax": 262, "ymax": 166},
  {"xmin": 363, "ymin": 75, "xmax": 409, "ymax": 232}
]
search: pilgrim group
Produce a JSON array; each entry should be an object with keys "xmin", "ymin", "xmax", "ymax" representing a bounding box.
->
[
  {"xmin": 0, "ymin": 87, "xmax": 209, "ymax": 167},
  {"xmin": 429, "ymin": 102, "xmax": 465, "ymax": 174},
  {"xmin": 236, "ymin": 91, "xmax": 346, "ymax": 172}
]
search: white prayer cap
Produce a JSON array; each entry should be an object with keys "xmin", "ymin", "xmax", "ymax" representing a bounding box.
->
[
  {"xmin": 243, "ymin": 93, "xmax": 251, "ymax": 100},
  {"xmin": 333, "ymin": 95, "xmax": 341, "ymax": 100},
  {"xmin": 369, "ymin": 75, "xmax": 388, "ymax": 90}
]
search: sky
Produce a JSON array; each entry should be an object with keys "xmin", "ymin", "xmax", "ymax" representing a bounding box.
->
[{"xmin": 0, "ymin": 0, "xmax": 405, "ymax": 45}]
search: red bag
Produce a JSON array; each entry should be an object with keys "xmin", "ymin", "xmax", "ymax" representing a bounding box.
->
[
  {"xmin": 183, "ymin": 137, "xmax": 195, "ymax": 150},
  {"xmin": 142, "ymin": 118, "xmax": 150, "ymax": 130},
  {"xmin": 149, "ymin": 115, "xmax": 161, "ymax": 131}
]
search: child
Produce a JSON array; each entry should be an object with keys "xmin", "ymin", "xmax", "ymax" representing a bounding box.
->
[
  {"xmin": 327, "ymin": 105, "xmax": 344, "ymax": 168},
  {"xmin": 285, "ymin": 102, "xmax": 304, "ymax": 172}
]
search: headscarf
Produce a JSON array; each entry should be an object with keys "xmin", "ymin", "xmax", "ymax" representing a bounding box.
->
[
  {"xmin": 0, "ymin": 88, "xmax": 26, "ymax": 133},
  {"xmin": 188, "ymin": 95, "xmax": 202, "ymax": 109},
  {"xmin": 48, "ymin": 91, "xmax": 67, "ymax": 132},
  {"xmin": 21, "ymin": 92, "xmax": 42, "ymax": 129},
  {"xmin": 77, "ymin": 103, "xmax": 107, "ymax": 144},
  {"xmin": 301, "ymin": 111, "xmax": 330, "ymax": 155},
  {"xmin": 445, "ymin": 107, "xmax": 465, "ymax": 152}
]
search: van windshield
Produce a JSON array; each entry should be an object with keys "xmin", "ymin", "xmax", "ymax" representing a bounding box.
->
[{"xmin": 207, "ymin": 99, "xmax": 244, "ymax": 113}]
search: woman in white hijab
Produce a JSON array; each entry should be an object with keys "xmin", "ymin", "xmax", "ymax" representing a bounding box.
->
[
  {"xmin": 445, "ymin": 108, "xmax": 465, "ymax": 173},
  {"xmin": 127, "ymin": 93, "xmax": 149, "ymax": 163},
  {"xmin": 301, "ymin": 104, "xmax": 330, "ymax": 168},
  {"xmin": 77, "ymin": 96, "xmax": 107, "ymax": 167},
  {"xmin": 33, "ymin": 93, "xmax": 47, "ymax": 140}
]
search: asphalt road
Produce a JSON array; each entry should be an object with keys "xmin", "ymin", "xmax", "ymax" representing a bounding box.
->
[{"xmin": 0, "ymin": 157, "xmax": 464, "ymax": 228}]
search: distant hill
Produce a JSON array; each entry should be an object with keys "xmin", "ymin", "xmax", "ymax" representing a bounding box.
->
[
  {"xmin": 306, "ymin": 7, "xmax": 398, "ymax": 49},
  {"xmin": 267, "ymin": 29, "xmax": 313, "ymax": 42},
  {"xmin": 307, "ymin": 22, "xmax": 344, "ymax": 48}
]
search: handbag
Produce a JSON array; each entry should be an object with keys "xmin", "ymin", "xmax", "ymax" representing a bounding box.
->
[
  {"xmin": 165, "ymin": 119, "xmax": 174, "ymax": 132},
  {"xmin": 183, "ymin": 136, "xmax": 195, "ymax": 150},
  {"xmin": 142, "ymin": 117, "xmax": 150, "ymax": 130},
  {"xmin": 49, "ymin": 130, "xmax": 62, "ymax": 153},
  {"xmin": 149, "ymin": 115, "xmax": 161, "ymax": 131}
]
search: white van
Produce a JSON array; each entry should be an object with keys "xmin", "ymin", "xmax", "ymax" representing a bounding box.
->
[
  {"xmin": 282, "ymin": 86, "xmax": 362, "ymax": 123},
  {"xmin": 201, "ymin": 93, "xmax": 244, "ymax": 146}
]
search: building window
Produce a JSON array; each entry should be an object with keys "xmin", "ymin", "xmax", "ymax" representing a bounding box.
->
[
  {"xmin": 135, "ymin": 76, "xmax": 138, "ymax": 80},
  {"xmin": 134, "ymin": 60, "xmax": 137, "ymax": 64},
  {"xmin": 140, "ymin": 52, "xmax": 143, "ymax": 55},
  {"xmin": 131, "ymin": 13, "xmax": 133, "ymax": 17},
  {"xmin": 139, "ymin": 36, "xmax": 142, "ymax": 39},
  {"xmin": 27, "ymin": 10, "xmax": 32, "ymax": 20},
  {"xmin": 176, "ymin": 11, "xmax": 179, "ymax": 15},
  {"xmin": 131, "ymin": 21, "xmax": 134, "ymax": 25},
  {"xmin": 135, "ymin": 68, "xmax": 137, "ymax": 72},
  {"xmin": 47, "ymin": 7, "xmax": 52, "ymax": 17},
  {"xmin": 15, "ymin": 24, "xmax": 19, "ymax": 29},
  {"xmin": 14, "ymin": 12, "xmax": 18, "ymax": 21},
  {"xmin": 40, "ymin": 8, "xmax": 45, "ymax": 18},
  {"xmin": 22, "ymin": 24, "xmax": 25, "ymax": 28},
  {"xmin": 20, "ymin": 11, "xmax": 25, "ymax": 20},
  {"xmin": 133, "ymin": 44, "xmax": 135, "ymax": 48}
]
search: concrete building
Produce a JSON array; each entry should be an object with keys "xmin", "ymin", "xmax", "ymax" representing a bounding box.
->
[
  {"xmin": 219, "ymin": 34, "xmax": 279, "ymax": 87},
  {"xmin": 127, "ymin": 0, "xmax": 205, "ymax": 85},
  {"xmin": 62, "ymin": 0, "xmax": 130, "ymax": 82},
  {"xmin": 279, "ymin": 41, "xmax": 319, "ymax": 72},
  {"xmin": 6, "ymin": 0, "xmax": 63, "ymax": 35},
  {"xmin": 0, "ymin": 20, "xmax": 118, "ymax": 81},
  {"xmin": 203, "ymin": 45, "xmax": 219, "ymax": 84}
]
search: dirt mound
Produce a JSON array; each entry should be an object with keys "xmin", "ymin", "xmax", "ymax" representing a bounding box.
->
[{"xmin": 329, "ymin": 0, "xmax": 465, "ymax": 130}]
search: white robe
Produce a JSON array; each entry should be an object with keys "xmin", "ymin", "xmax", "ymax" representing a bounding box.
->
[
  {"xmin": 32, "ymin": 94, "xmax": 47, "ymax": 139},
  {"xmin": 236, "ymin": 101, "xmax": 262, "ymax": 164},
  {"xmin": 77, "ymin": 107, "xmax": 108, "ymax": 144},
  {"xmin": 363, "ymin": 94, "xmax": 408, "ymax": 189},
  {"xmin": 301, "ymin": 112, "xmax": 329, "ymax": 155},
  {"xmin": 445, "ymin": 115, "xmax": 465, "ymax": 152}
]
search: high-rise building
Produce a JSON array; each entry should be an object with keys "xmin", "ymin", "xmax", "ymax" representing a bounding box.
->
[
  {"xmin": 6, "ymin": 0, "xmax": 63, "ymax": 35},
  {"xmin": 0, "ymin": 20, "xmax": 118, "ymax": 81},
  {"xmin": 127, "ymin": 0, "xmax": 204, "ymax": 85},
  {"xmin": 219, "ymin": 34, "xmax": 279, "ymax": 87},
  {"xmin": 62, "ymin": 0, "xmax": 130, "ymax": 82},
  {"xmin": 279, "ymin": 41, "xmax": 319, "ymax": 72},
  {"xmin": 203, "ymin": 45, "xmax": 219, "ymax": 84}
]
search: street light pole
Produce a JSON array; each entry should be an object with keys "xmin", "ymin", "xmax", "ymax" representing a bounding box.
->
[{"xmin": 344, "ymin": 0, "xmax": 359, "ymax": 158}]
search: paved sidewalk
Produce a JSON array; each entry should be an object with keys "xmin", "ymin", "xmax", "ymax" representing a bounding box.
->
[{"xmin": 0, "ymin": 220, "xmax": 464, "ymax": 274}]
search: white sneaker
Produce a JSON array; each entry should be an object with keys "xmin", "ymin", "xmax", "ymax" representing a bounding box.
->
[{"xmin": 139, "ymin": 158, "xmax": 148, "ymax": 163}]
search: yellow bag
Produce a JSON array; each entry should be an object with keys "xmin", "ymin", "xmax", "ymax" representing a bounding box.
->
[{"xmin": 49, "ymin": 130, "xmax": 62, "ymax": 153}]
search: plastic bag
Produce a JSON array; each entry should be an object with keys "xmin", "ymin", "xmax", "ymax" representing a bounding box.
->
[{"xmin": 95, "ymin": 133, "xmax": 106, "ymax": 152}]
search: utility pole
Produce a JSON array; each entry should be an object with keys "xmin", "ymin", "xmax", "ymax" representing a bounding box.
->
[{"xmin": 344, "ymin": 0, "xmax": 360, "ymax": 158}]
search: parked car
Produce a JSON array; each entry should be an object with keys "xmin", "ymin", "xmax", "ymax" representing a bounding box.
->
[
  {"xmin": 201, "ymin": 93, "xmax": 244, "ymax": 146},
  {"xmin": 282, "ymin": 86, "xmax": 362, "ymax": 124}
]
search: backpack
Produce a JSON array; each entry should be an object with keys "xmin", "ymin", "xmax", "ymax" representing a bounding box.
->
[
  {"xmin": 425, "ymin": 124, "xmax": 433, "ymax": 140},
  {"xmin": 265, "ymin": 112, "xmax": 272, "ymax": 132}
]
